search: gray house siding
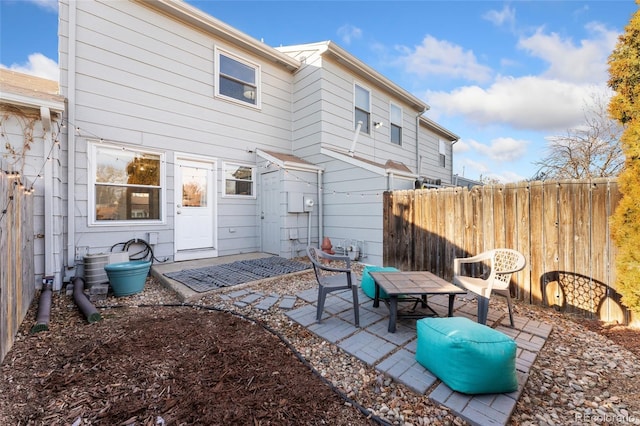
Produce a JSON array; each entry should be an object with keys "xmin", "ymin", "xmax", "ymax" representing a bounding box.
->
[
  {"xmin": 56, "ymin": 0, "xmax": 458, "ymax": 275},
  {"xmin": 60, "ymin": 0, "xmax": 297, "ymax": 266}
]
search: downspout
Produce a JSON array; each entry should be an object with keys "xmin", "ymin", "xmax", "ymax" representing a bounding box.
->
[
  {"xmin": 72, "ymin": 277, "xmax": 102, "ymax": 323},
  {"xmin": 40, "ymin": 106, "xmax": 58, "ymax": 290},
  {"xmin": 30, "ymin": 283, "xmax": 53, "ymax": 333},
  {"xmin": 416, "ymin": 113, "xmax": 421, "ymax": 180},
  {"xmin": 66, "ymin": 0, "xmax": 77, "ymax": 271},
  {"xmin": 317, "ymin": 169, "xmax": 323, "ymax": 247}
]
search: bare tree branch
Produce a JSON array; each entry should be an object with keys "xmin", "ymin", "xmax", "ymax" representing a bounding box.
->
[{"xmin": 533, "ymin": 91, "xmax": 624, "ymax": 180}]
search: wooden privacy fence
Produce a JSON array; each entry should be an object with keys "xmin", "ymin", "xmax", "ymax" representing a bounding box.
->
[
  {"xmin": 0, "ymin": 174, "xmax": 35, "ymax": 363},
  {"xmin": 383, "ymin": 178, "xmax": 630, "ymax": 324}
]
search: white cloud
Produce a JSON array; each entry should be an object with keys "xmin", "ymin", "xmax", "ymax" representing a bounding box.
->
[
  {"xmin": 456, "ymin": 157, "xmax": 528, "ymax": 183},
  {"xmin": 466, "ymin": 137, "xmax": 529, "ymax": 162},
  {"xmin": 427, "ymin": 76, "xmax": 599, "ymax": 131},
  {"xmin": 396, "ymin": 35, "xmax": 493, "ymax": 83},
  {"xmin": 26, "ymin": 0, "xmax": 58, "ymax": 12},
  {"xmin": 452, "ymin": 139, "xmax": 471, "ymax": 154},
  {"xmin": 1, "ymin": 53, "xmax": 59, "ymax": 81},
  {"xmin": 517, "ymin": 22, "xmax": 619, "ymax": 84},
  {"xmin": 482, "ymin": 5, "xmax": 516, "ymax": 28},
  {"xmin": 337, "ymin": 24, "xmax": 362, "ymax": 45}
]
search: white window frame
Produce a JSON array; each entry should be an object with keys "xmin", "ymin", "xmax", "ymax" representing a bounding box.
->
[
  {"xmin": 390, "ymin": 102, "xmax": 403, "ymax": 145},
  {"xmin": 354, "ymin": 83, "xmax": 371, "ymax": 134},
  {"xmin": 88, "ymin": 141, "xmax": 166, "ymax": 226},
  {"xmin": 222, "ymin": 161, "xmax": 256, "ymax": 198},
  {"xmin": 214, "ymin": 47, "xmax": 261, "ymax": 109},
  {"xmin": 439, "ymin": 139, "xmax": 447, "ymax": 168}
]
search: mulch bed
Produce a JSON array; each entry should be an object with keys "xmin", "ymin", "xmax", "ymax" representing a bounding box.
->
[{"xmin": 0, "ymin": 301, "xmax": 375, "ymax": 425}]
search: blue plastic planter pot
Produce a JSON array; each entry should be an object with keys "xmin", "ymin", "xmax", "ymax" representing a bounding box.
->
[{"xmin": 104, "ymin": 260, "xmax": 151, "ymax": 297}]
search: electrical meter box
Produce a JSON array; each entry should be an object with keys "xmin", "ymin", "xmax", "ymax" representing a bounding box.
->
[{"xmin": 287, "ymin": 192, "xmax": 304, "ymax": 213}]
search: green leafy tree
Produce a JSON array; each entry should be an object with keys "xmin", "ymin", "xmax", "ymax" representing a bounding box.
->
[{"xmin": 608, "ymin": 2, "xmax": 640, "ymax": 318}]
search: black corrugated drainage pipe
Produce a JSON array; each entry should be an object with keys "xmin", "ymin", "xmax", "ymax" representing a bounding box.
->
[
  {"xmin": 72, "ymin": 277, "xmax": 102, "ymax": 323},
  {"xmin": 30, "ymin": 284, "xmax": 53, "ymax": 333}
]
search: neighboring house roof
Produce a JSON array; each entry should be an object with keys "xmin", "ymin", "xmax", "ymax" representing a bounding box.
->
[
  {"xmin": 0, "ymin": 69, "xmax": 65, "ymax": 112},
  {"xmin": 136, "ymin": 0, "xmax": 300, "ymax": 72},
  {"xmin": 453, "ymin": 175, "xmax": 484, "ymax": 189},
  {"xmin": 277, "ymin": 41, "xmax": 428, "ymax": 112}
]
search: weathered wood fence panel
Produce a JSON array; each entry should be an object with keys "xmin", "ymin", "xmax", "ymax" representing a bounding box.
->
[
  {"xmin": 1, "ymin": 174, "xmax": 35, "ymax": 363},
  {"xmin": 383, "ymin": 178, "xmax": 629, "ymax": 324}
]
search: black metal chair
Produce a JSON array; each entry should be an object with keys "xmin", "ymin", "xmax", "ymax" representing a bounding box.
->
[{"xmin": 306, "ymin": 246, "xmax": 359, "ymax": 327}]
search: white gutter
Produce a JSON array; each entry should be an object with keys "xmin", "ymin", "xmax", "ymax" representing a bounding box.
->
[
  {"xmin": 66, "ymin": 0, "xmax": 77, "ymax": 270},
  {"xmin": 40, "ymin": 107, "xmax": 57, "ymax": 289},
  {"xmin": 138, "ymin": 0, "xmax": 300, "ymax": 72},
  {"xmin": 317, "ymin": 169, "xmax": 323, "ymax": 248},
  {"xmin": 0, "ymin": 93, "xmax": 64, "ymax": 112}
]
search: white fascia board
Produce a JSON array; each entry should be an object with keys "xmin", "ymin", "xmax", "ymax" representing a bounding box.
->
[
  {"xmin": 139, "ymin": 0, "xmax": 300, "ymax": 72},
  {"xmin": 420, "ymin": 116, "xmax": 460, "ymax": 142},
  {"xmin": 0, "ymin": 91, "xmax": 65, "ymax": 113},
  {"xmin": 320, "ymin": 147, "xmax": 417, "ymax": 180},
  {"xmin": 256, "ymin": 149, "xmax": 323, "ymax": 172},
  {"xmin": 324, "ymin": 42, "xmax": 428, "ymax": 112},
  {"xmin": 321, "ymin": 147, "xmax": 385, "ymax": 175}
]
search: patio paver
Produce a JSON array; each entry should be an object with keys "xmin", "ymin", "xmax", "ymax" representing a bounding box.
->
[{"xmin": 216, "ymin": 286, "xmax": 552, "ymax": 426}]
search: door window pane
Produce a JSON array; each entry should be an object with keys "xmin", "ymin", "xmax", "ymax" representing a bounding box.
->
[{"xmin": 182, "ymin": 166, "xmax": 207, "ymax": 207}]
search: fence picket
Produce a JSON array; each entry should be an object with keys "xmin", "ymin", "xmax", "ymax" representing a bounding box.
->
[{"xmin": 382, "ymin": 178, "xmax": 627, "ymax": 323}]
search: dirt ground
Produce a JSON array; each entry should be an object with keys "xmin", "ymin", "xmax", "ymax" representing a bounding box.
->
[
  {"xmin": 0, "ymin": 296, "xmax": 375, "ymax": 425},
  {"xmin": 575, "ymin": 316, "xmax": 640, "ymax": 358},
  {"xmin": 1, "ymin": 288, "xmax": 638, "ymax": 425}
]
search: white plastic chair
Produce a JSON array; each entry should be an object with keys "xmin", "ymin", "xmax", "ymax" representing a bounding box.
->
[
  {"xmin": 453, "ymin": 249, "xmax": 526, "ymax": 327},
  {"xmin": 306, "ymin": 246, "xmax": 359, "ymax": 327}
]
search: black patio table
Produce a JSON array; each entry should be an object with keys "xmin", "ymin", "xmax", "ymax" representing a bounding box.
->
[{"xmin": 370, "ymin": 271, "xmax": 467, "ymax": 333}]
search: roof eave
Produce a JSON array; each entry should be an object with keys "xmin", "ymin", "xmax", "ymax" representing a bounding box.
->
[
  {"xmin": 0, "ymin": 92, "xmax": 65, "ymax": 113},
  {"xmin": 419, "ymin": 116, "xmax": 460, "ymax": 141},
  {"xmin": 136, "ymin": 0, "xmax": 301, "ymax": 72},
  {"xmin": 322, "ymin": 42, "xmax": 428, "ymax": 112}
]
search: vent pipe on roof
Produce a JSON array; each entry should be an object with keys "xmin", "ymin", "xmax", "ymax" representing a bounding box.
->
[{"xmin": 348, "ymin": 121, "xmax": 362, "ymax": 157}]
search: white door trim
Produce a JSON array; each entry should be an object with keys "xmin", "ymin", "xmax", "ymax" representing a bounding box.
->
[{"xmin": 174, "ymin": 152, "xmax": 218, "ymax": 261}]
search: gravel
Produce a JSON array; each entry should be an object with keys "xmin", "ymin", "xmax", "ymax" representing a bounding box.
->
[{"xmin": 94, "ymin": 268, "xmax": 640, "ymax": 426}]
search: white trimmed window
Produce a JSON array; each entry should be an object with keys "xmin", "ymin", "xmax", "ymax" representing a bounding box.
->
[
  {"xmin": 215, "ymin": 48, "xmax": 260, "ymax": 107},
  {"xmin": 223, "ymin": 162, "xmax": 255, "ymax": 197},
  {"xmin": 439, "ymin": 139, "xmax": 447, "ymax": 168},
  {"xmin": 390, "ymin": 103, "xmax": 402, "ymax": 145},
  {"xmin": 89, "ymin": 142, "xmax": 164, "ymax": 224},
  {"xmin": 354, "ymin": 83, "xmax": 371, "ymax": 134}
]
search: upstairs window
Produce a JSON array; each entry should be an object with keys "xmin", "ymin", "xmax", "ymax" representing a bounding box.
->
[
  {"xmin": 354, "ymin": 83, "xmax": 370, "ymax": 134},
  {"xmin": 215, "ymin": 48, "xmax": 260, "ymax": 107},
  {"xmin": 390, "ymin": 103, "xmax": 402, "ymax": 145},
  {"xmin": 439, "ymin": 139, "xmax": 447, "ymax": 168},
  {"xmin": 89, "ymin": 143, "xmax": 164, "ymax": 224},
  {"xmin": 223, "ymin": 162, "xmax": 255, "ymax": 197}
]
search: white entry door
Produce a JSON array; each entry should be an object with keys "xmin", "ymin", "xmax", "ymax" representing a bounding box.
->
[
  {"xmin": 174, "ymin": 156, "xmax": 217, "ymax": 261},
  {"xmin": 261, "ymin": 171, "xmax": 280, "ymax": 255}
]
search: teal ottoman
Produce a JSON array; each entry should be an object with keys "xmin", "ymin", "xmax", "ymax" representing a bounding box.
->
[
  {"xmin": 415, "ymin": 317, "xmax": 518, "ymax": 394},
  {"xmin": 360, "ymin": 265, "xmax": 399, "ymax": 299}
]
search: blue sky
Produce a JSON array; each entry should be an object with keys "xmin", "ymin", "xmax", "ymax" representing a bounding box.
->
[{"xmin": 1, "ymin": 1, "xmax": 637, "ymax": 182}]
